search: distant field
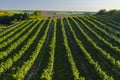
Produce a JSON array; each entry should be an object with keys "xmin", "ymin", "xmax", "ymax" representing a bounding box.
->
[
  {"xmin": 6, "ymin": 10, "xmax": 34, "ymax": 13},
  {"xmin": 42, "ymin": 11, "xmax": 96, "ymax": 18},
  {"xmin": 0, "ymin": 10, "xmax": 96, "ymax": 18},
  {"xmin": 5, "ymin": 10, "xmax": 96, "ymax": 14},
  {"xmin": 46, "ymin": 11, "xmax": 96, "ymax": 15},
  {"xmin": 0, "ymin": 16, "xmax": 120, "ymax": 80}
]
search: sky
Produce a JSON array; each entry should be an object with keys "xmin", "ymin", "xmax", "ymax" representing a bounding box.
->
[{"xmin": 0, "ymin": 0, "xmax": 120, "ymax": 11}]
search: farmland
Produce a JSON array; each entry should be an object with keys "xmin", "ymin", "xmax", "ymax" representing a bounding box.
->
[{"xmin": 0, "ymin": 16, "xmax": 120, "ymax": 80}]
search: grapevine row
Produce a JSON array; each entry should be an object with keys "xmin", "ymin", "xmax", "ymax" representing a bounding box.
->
[
  {"xmin": 12, "ymin": 19, "xmax": 52, "ymax": 80},
  {"xmin": 66, "ymin": 18, "xmax": 114, "ymax": 80}
]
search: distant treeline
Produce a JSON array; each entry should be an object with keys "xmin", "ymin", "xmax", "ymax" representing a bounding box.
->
[
  {"xmin": 96, "ymin": 9, "xmax": 120, "ymax": 22},
  {"xmin": 0, "ymin": 11, "xmax": 44, "ymax": 25}
]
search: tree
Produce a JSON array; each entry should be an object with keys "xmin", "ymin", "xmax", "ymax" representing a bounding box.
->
[
  {"xmin": 33, "ymin": 11, "xmax": 42, "ymax": 17},
  {"xmin": 96, "ymin": 9, "xmax": 107, "ymax": 15},
  {"xmin": 23, "ymin": 13, "xmax": 31, "ymax": 20}
]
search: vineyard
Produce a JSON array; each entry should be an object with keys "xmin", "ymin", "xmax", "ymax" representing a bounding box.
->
[{"xmin": 0, "ymin": 16, "xmax": 120, "ymax": 80}]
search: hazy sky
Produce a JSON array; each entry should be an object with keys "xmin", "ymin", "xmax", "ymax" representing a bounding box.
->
[{"xmin": 0, "ymin": 0, "xmax": 120, "ymax": 11}]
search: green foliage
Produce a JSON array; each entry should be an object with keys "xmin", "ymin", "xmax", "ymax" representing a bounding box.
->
[
  {"xmin": 40, "ymin": 69, "xmax": 51, "ymax": 80},
  {"xmin": 96, "ymin": 9, "xmax": 107, "ymax": 15},
  {"xmin": 0, "ymin": 16, "xmax": 120, "ymax": 80},
  {"xmin": 0, "ymin": 11, "xmax": 44, "ymax": 25},
  {"xmin": 40, "ymin": 19, "xmax": 56, "ymax": 80},
  {"xmin": 61, "ymin": 18, "xmax": 85, "ymax": 80},
  {"xmin": 96, "ymin": 9, "xmax": 120, "ymax": 22},
  {"xmin": 33, "ymin": 11, "xmax": 42, "ymax": 17},
  {"xmin": 12, "ymin": 19, "xmax": 52, "ymax": 80},
  {"xmin": 67, "ymin": 17, "xmax": 114, "ymax": 80},
  {"xmin": 0, "ymin": 24, "xmax": 7, "ymax": 29}
]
